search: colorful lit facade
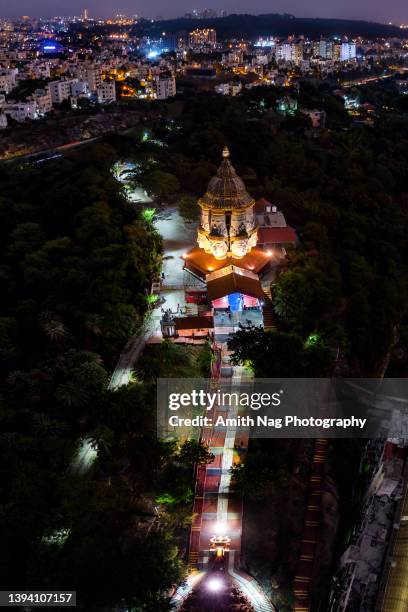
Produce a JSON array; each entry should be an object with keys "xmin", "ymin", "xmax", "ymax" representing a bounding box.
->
[{"xmin": 197, "ymin": 147, "xmax": 257, "ymax": 260}]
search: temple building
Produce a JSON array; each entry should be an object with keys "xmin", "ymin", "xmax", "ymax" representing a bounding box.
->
[
  {"xmin": 182, "ymin": 148, "xmax": 296, "ymax": 322},
  {"xmin": 198, "ymin": 146, "xmax": 258, "ymax": 260},
  {"xmin": 160, "ymin": 147, "xmax": 296, "ymax": 339},
  {"xmin": 183, "ymin": 147, "xmax": 275, "ymax": 279}
]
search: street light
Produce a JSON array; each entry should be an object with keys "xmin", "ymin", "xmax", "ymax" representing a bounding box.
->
[
  {"xmin": 206, "ymin": 577, "xmax": 224, "ymax": 592},
  {"xmin": 213, "ymin": 521, "xmax": 228, "ymax": 535}
]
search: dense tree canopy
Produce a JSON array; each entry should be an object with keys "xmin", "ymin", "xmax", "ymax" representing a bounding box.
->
[{"xmin": 0, "ymin": 147, "xmax": 203, "ymax": 608}]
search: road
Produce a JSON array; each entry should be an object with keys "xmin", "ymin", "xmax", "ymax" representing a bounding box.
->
[
  {"xmin": 1, "ymin": 135, "xmax": 103, "ymax": 164},
  {"xmin": 108, "ymin": 206, "xmax": 200, "ymax": 389},
  {"xmin": 341, "ymin": 67, "xmax": 408, "ymax": 88}
]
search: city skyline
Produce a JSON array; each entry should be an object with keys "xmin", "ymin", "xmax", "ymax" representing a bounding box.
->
[{"xmin": 0, "ymin": 0, "xmax": 407, "ymax": 24}]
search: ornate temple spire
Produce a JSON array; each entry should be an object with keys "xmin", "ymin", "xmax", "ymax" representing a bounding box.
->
[
  {"xmin": 196, "ymin": 148, "xmax": 258, "ymax": 259},
  {"xmin": 198, "ymin": 147, "xmax": 254, "ymax": 210}
]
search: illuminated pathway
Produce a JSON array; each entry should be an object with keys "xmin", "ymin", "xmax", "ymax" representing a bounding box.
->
[{"xmin": 173, "ymin": 348, "xmax": 274, "ymax": 612}]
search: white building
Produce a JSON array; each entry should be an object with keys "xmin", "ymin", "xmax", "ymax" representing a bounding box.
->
[
  {"xmin": 96, "ymin": 80, "xmax": 116, "ymax": 104},
  {"xmin": 154, "ymin": 75, "xmax": 176, "ymax": 100},
  {"xmin": 275, "ymin": 42, "xmax": 303, "ymax": 66},
  {"xmin": 341, "ymin": 42, "xmax": 357, "ymax": 62},
  {"xmin": 30, "ymin": 61, "xmax": 51, "ymax": 79},
  {"xmin": 215, "ymin": 81, "xmax": 242, "ymax": 96},
  {"xmin": 85, "ymin": 64, "xmax": 102, "ymax": 92},
  {"xmin": 0, "ymin": 68, "xmax": 18, "ymax": 93},
  {"xmin": 48, "ymin": 79, "xmax": 78, "ymax": 104},
  {"xmin": 28, "ymin": 87, "xmax": 53, "ymax": 115},
  {"xmin": 71, "ymin": 80, "xmax": 90, "ymax": 97},
  {"xmin": 3, "ymin": 101, "xmax": 38, "ymax": 122}
]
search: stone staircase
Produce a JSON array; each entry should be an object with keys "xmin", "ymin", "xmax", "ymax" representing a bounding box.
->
[{"xmin": 262, "ymin": 286, "xmax": 276, "ymax": 330}]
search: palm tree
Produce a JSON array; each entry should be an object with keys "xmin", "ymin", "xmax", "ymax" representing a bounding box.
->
[
  {"xmin": 40, "ymin": 311, "xmax": 66, "ymax": 342},
  {"xmin": 31, "ymin": 413, "xmax": 68, "ymax": 436},
  {"xmin": 55, "ymin": 382, "xmax": 89, "ymax": 408}
]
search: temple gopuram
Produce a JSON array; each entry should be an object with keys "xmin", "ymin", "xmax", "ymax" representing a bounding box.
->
[{"xmin": 161, "ymin": 147, "xmax": 296, "ymax": 338}]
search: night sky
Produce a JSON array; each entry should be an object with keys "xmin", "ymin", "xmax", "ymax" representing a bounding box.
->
[{"xmin": 0, "ymin": 0, "xmax": 406, "ymax": 23}]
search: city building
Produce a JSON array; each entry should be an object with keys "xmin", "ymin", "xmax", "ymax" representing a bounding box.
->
[
  {"xmin": 96, "ymin": 80, "xmax": 116, "ymax": 104},
  {"xmin": 48, "ymin": 78, "xmax": 78, "ymax": 104},
  {"xmin": 313, "ymin": 39, "xmax": 334, "ymax": 59},
  {"xmin": 341, "ymin": 41, "xmax": 357, "ymax": 61},
  {"xmin": 70, "ymin": 80, "xmax": 90, "ymax": 97},
  {"xmin": 0, "ymin": 68, "xmax": 18, "ymax": 94},
  {"xmin": 276, "ymin": 41, "xmax": 303, "ymax": 66},
  {"xmin": 215, "ymin": 81, "xmax": 242, "ymax": 96},
  {"xmin": 188, "ymin": 28, "xmax": 217, "ymax": 49},
  {"xmin": 85, "ymin": 64, "xmax": 102, "ymax": 92},
  {"xmin": 30, "ymin": 61, "xmax": 51, "ymax": 79},
  {"xmin": 0, "ymin": 111, "xmax": 7, "ymax": 128},
  {"xmin": 154, "ymin": 75, "xmax": 176, "ymax": 100},
  {"xmin": 3, "ymin": 101, "xmax": 38, "ymax": 122},
  {"xmin": 28, "ymin": 87, "xmax": 53, "ymax": 115}
]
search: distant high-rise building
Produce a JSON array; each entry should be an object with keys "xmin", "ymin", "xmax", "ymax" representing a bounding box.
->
[
  {"xmin": 163, "ymin": 33, "xmax": 178, "ymax": 51},
  {"xmin": 188, "ymin": 28, "xmax": 217, "ymax": 49},
  {"xmin": 83, "ymin": 8, "xmax": 89, "ymax": 21},
  {"xmin": 276, "ymin": 41, "xmax": 303, "ymax": 66},
  {"xmin": 313, "ymin": 39, "xmax": 334, "ymax": 60},
  {"xmin": 201, "ymin": 8, "xmax": 218, "ymax": 19},
  {"xmin": 340, "ymin": 42, "xmax": 356, "ymax": 62}
]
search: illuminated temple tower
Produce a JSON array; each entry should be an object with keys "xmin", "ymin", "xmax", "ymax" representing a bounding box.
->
[
  {"xmin": 174, "ymin": 147, "xmax": 296, "ymax": 333},
  {"xmin": 197, "ymin": 146, "xmax": 258, "ymax": 259},
  {"xmin": 183, "ymin": 147, "xmax": 272, "ymax": 284}
]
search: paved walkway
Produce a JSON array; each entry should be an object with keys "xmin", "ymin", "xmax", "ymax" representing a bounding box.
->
[
  {"xmin": 154, "ymin": 208, "xmax": 197, "ymax": 288},
  {"xmin": 173, "ymin": 345, "xmax": 274, "ymax": 612}
]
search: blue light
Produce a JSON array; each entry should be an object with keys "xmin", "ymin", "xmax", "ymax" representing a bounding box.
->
[
  {"xmin": 44, "ymin": 45, "xmax": 57, "ymax": 50},
  {"xmin": 147, "ymin": 50, "xmax": 159, "ymax": 59}
]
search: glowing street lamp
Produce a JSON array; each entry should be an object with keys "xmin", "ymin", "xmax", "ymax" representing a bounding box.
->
[
  {"xmin": 206, "ymin": 576, "xmax": 224, "ymax": 592},
  {"xmin": 213, "ymin": 521, "xmax": 227, "ymax": 535}
]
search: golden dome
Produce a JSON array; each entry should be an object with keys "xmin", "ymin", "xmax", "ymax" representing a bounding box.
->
[{"xmin": 198, "ymin": 149, "xmax": 254, "ymax": 210}]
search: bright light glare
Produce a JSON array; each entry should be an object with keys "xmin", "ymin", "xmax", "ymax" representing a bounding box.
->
[
  {"xmin": 213, "ymin": 521, "xmax": 227, "ymax": 535},
  {"xmin": 206, "ymin": 577, "xmax": 224, "ymax": 592}
]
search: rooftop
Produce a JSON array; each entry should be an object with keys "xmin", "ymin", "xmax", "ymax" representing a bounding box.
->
[
  {"xmin": 198, "ymin": 147, "xmax": 255, "ymax": 211},
  {"xmin": 183, "ymin": 245, "xmax": 273, "ymax": 278}
]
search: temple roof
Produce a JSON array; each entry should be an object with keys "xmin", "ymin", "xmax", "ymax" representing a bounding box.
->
[
  {"xmin": 183, "ymin": 245, "xmax": 273, "ymax": 279},
  {"xmin": 198, "ymin": 147, "xmax": 255, "ymax": 210},
  {"xmin": 206, "ymin": 267, "xmax": 264, "ymax": 301}
]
